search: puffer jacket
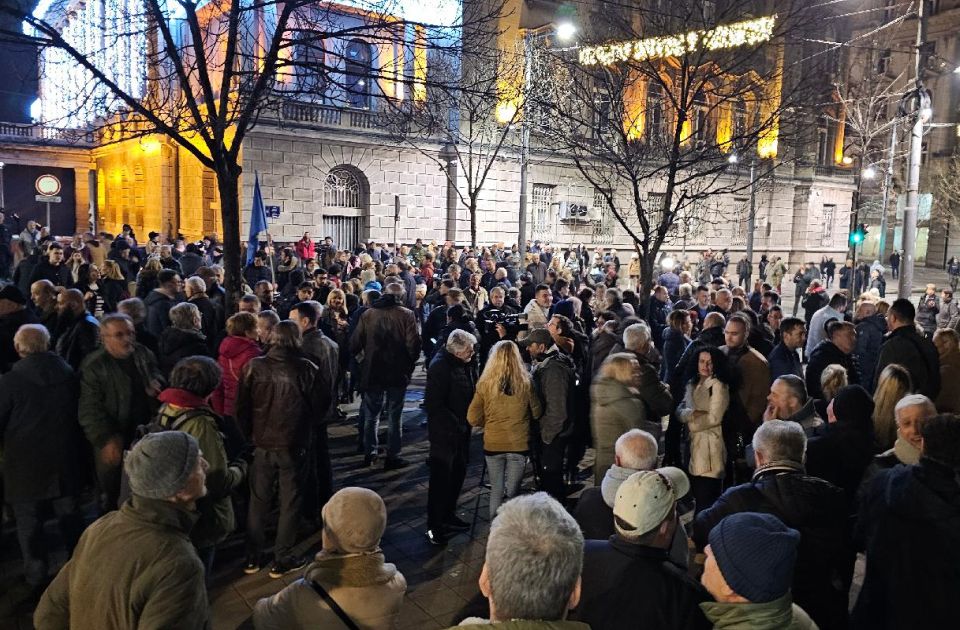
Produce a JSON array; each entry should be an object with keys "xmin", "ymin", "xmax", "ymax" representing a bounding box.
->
[
  {"xmin": 693, "ymin": 466, "xmax": 848, "ymax": 630},
  {"xmin": 211, "ymin": 335, "xmax": 261, "ymax": 417},
  {"xmin": 34, "ymin": 496, "xmax": 208, "ymax": 630},
  {"xmin": 350, "ymin": 294, "xmax": 421, "ymax": 391},
  {"xmin": 254, "ymin": 550, "xmax": 406, "ymax": 630},
  {"xmin": 916, "ymin": 294, "xmax": 939, "ymax": 335},
  {"xmin": 854, "ymin": 313, "xmax": 886, "ymax": 393},
  {"xmin": 700, "ymin": 595, "xmax": 817, "ymax": 630},
  {"xmin": 468, "ymin": 376, "xmax": 543, "ymax": 453},
  {"xmin": 156, "ymin": 390, "xmax": 243, "ymax": 548},
  {"xmin": 677, "ymin": 377, "xmax": 729, "ymax": 479},
  {"xmin": 236, "ymin": 346, "xmax": 327, "ymax": 449},
  {"xmin": 590, "ymin": 376, "xmax": 660, "ymax": 484},
  {"xmin": 532, "ymin": 350, "xmax": 577, "ymax": 444}
]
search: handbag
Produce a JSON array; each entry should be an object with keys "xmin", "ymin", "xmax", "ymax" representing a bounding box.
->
[{"xmin": 307, "ymin": 579, "xmax": 360, "ymax": 630}]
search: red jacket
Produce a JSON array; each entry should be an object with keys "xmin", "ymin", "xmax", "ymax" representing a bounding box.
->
[
  {"xmin": 295, "ymin": 238, "xmax": 315, "ymax": 262},
  {"xmin": 212, "ymin": 335, "xmax": 261, "ymax": 416}
]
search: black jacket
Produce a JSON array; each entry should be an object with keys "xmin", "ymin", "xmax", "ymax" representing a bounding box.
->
[
  {"xmin": 0, "ymin": 352, "xmax": 86, "ymax": 502},
  {"xmin": 158, "ymin": 327, "xmax": 210, "ymax": 377},
  {"xmin": 875, "ymin": 325, "xmax": 940, "ymax": 399},
  {"xmin": 805, "ymin": 340, "xmax": 860, "ymax": 400},
  {"xmin": 572, "ymin": 537, "xmax": 710, "ymax": 630},
  {"xmin": 55, "ymin": 311, "xmax": 101, "ymax": 371},
  {"xmin": 350, "ymin": 294, "xmax": 421, "ymax": 391},
  {"xmin": 853, "ymin": 459, "xmax": 960, "ymax": 630},
  {"xmin": 144, "ymin": 290, "xmax": 180, "ymax": 338},
  {"xmin": 768, "ymin": 342, "xmax": 803, "ymax": 382},
  {"xmin": 189, "ymin": 295, "xmax": 222, "ymax": 352},
  {"xmin": 0, "ymin": 308, "xmax": 40, "ymax": 373},
  {"xmin": 854, "ymin": 313, "xmax": 886, "ymax": 393},
  {"xmin": 179, "ymin": 252, "xmax": 203, "ymax": 278},
  {"xmin": 532, "ymin": 350, "xmax": 577, "ymax": 444},
  {"xmin": 693, "ymin": 467, "xmax": 849, "ymax": 630},
  {"xmin": 28, "ymin": 260, "xmax": 70, "ymax": 287},
  {"xmin": 424, "ymin": 349, "xmax": 477, "ymax": 463},
  {"xmin": 807, "ymin": 422, "xmax": 875, "ymax": 513}
]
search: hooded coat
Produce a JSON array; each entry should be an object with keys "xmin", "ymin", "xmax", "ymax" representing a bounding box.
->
[
  {"xmin": 853, "ymin": 458, "xmax": 960, "ymax": 629},
  {"xmin": 349, "ymin": 294, "xmax": 421, "ymax": 391},
  {"xmin": 590, "ymin": 376, "xmax": 660, "ymax": 484},
  {"xmin": 854, "ymin": 313, "xmax": 886, "ymax": 393},
  {"xmin": 211, "ymin": 335, "xmax": 261, "ymax": 417}
]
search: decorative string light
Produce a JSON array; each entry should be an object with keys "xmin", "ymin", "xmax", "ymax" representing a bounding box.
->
[{"xmin": 579, "ymin": 15, "xmax": 777, "ymax": 67}]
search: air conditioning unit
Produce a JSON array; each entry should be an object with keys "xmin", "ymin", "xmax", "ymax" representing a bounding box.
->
[
  {"xmin": 558, "ymin": 201, "xmax": 571, "ymax": 220},
  {"xmin": 559, "ymin": 201, "xmax": 589, "ymax": 222}
]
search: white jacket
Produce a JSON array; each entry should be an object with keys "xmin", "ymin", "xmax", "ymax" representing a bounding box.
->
[{"xmin": 677, "ymin": 377, "xmax": 729, "ymax": 479}]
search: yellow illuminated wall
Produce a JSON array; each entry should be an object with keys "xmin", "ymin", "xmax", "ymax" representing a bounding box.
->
[
  {"xmin": 756, "ymin": 43, "xmax": 783, "ymax": 159},
  {"xmin": 413, "ymin": 25, "xmax": 427, "ymax": 102},
  {"xmin": 623, "ymin": 75, "xmax": 647, "ymax": 141}
]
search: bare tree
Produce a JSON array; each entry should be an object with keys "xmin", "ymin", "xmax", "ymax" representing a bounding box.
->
[
  {"xmin": 0, "ymin": 0, "xmax": 496, "ymax": 307},
  {"xmin": 536, "ymin": 0, "xmax": 831, "ymax": 300}
]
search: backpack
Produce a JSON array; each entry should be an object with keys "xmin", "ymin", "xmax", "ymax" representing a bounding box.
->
[{"xmin": 118, "ymin": 406, "xmax": 211, "ymax": 505}]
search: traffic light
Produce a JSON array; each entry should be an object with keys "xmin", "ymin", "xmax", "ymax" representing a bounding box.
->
[{"xmin": 850, "ymin": 223, "xmax": 868, "ymax": 245}]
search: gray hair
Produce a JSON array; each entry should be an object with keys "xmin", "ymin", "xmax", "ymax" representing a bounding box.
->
[
  {"xmin": 622, "ymin": 322, "xmax": 651, "ymax": 352},
  {"xmin": 117, "ymin": 298, "xmax": 146, "ymax": 324},
  {"xmin": 384, "ymin": 282, "xmax": 405, "ymax": 299},
  {"xmin": 775, "ymin": 375, "xmax": 808, "ymax": 405},
  {"xmin": 615, "ymin": 429, "xmax": 658, "ymax": 471},
  {"xmin": 485, "ymin": 493, "xmax": 583, "ymax": 621},
  {"xmin": 752, "ymin": 419, "xmax": 807, "ymax": 465},
  {"xmin": 14, "ymin": 324, "xmax": 50, "ymax": 356},
  {"xmin": 185, "ymin": 276, "xmax": 206, "ymax": 294},
  {"xmin": 446, "ymin": 329, "xmax": 477, "ymax": 354},
  {"xmin": 895, "ymin": 394, "xmax": 936, "ymax": 424},
  {"xmin": 169, "ymin": 302, "xmax": 201, "ymax": 330}
]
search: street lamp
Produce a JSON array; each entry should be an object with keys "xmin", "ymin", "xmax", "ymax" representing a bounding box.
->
[
  {"xmin": 862, "ymin": 165, "xmax": 877, "ymax": 180},
  {"xmin": 517, "ymin": 21, "xmax": 576, "ymax": 255}
]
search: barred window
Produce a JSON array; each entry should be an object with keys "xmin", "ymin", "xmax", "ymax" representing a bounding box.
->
[{"xmin": 324, "ymin": 169, "xmax": 362, "ymax": 208}]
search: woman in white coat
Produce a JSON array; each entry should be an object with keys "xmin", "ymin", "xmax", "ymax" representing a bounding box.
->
[{"xmin": 677, "ymin": 345, "xmax": 731, "ymax": 514}]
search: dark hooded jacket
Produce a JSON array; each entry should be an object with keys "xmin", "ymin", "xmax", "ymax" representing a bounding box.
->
[
  {"xmin": 144, "ymin": 290, "xmax": 180, "ymax": 338},
  {"xmin": 854, "ymin": 313, "xmax": 886, "ymax": 393},
  {"xmin": 853, "ymin": 458, "xmax": 960, "ymax": 630},
  {"xmin": 693, "ymin": 465, "xmax": 849, "ymax": 630},
  {"xmin": 875, "ymin": 324, "xmax": 940, "ymax": 399},
  {"xmin": 158, "ymin": 327, "xmax": 210, "ymax": 377}
]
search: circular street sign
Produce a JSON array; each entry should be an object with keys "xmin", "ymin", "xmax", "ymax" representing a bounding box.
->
[{"xmin": 35, "ymin": 174, "xmax": 61, "ymax": 196}]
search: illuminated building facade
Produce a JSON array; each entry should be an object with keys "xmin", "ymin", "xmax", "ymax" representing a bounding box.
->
[{"xmin": 0, "ymin": 0, "xmax": 856, "ymax": 269}]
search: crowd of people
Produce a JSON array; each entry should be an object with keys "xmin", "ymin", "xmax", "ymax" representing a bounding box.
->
[{"xmin": 0, "ymin": 225, "xmax": 958, "ymax": 629}]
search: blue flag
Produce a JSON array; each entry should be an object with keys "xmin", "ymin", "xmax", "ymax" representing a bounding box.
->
[{"xmin": 247, "ymin": 173, "xmax": 268, "ymax": 265}]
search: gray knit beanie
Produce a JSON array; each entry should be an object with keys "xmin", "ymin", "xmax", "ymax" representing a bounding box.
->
[{"xmin": 125, "ymin": 432, "xmax": 200, "ymax": 500}]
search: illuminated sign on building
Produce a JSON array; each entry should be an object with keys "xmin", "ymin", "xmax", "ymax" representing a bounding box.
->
[{"xmin": 578, "ymin": 15, "xmax": 777, "ymax": 67}]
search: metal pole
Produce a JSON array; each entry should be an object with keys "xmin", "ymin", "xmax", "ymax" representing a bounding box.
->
[
  {"xmin": 898, "ymin": 1, "xmax": 927, "ymax": 299},
  {"xmin": 517, "ymin": 31, "xmax": 533, "ymax": 256},
  {"xmin": 745, "ymin": 158, "xmax": 757, "ymax": 285},
  {"xmin": 46, "ymin": 201, "xmax": 51, "ymax": 232},
  {"xmin": 394, "ymin": 195, "xmax": 400, "ymax": 254},
  {"xmin": 0, "ymin": 162, "xmax": 5, "ymax": 210},
  {"xmin": 878, "ymin": 119, "xmax": 898, "ymax": 259}
]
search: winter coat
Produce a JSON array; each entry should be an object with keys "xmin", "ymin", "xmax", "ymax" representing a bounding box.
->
[
  {"xmin": 767, "ymin": 343, "xmax": 802, "ymax": 382},
  {"xmin": 425, "ymin": 349, "xmax": 477, "ymax": 463},
  {"xmin": 29, "ymin": 260, "xmax": 70, "ymax": 287},
  {"xmin": 295, "ymin": 238, "xmax": 315, "ymax": 262},
  {"xmin": 648, "ymin": 298, "xmax": 672, "ymax": 350},
  {"xmin": 158, "ymin": 327, "xmax": 210, "ymax": 377},
  {"xmin": 571, "ymin": 537, "xmax": 711, "ymax": 630},
  {"xmin": 468, "ymin": 377, "xmax": 542, "ymax": 454},
  {"xmin": 144, "ymin": 289, "xmax": 181, "ymax": 338},
  {"xmin": 805, "ymin": 305, "xmax": 844, "ymax": 356},
  {"xmin": 0, "ymin": 308, "xmax": 40, "ymax": 373},
  {"xmin": 804, "ymin": 340, "xmax": 859, "ymax": 401},
  {"xmin": 236, "ymin": 346, "xmax": 327, "ymax": 450},
  {"xmin": 254, "ymin": 550, "xmax": 406, "ymax": 630},
  {"xmin": 156, "ymin": 393, "xmax": 243, "ymax": 548},
  {"xmin": 875, "ymin": 324, "xmax": 941, "ymax": 399},
  {"xmin": 454, "ymin": 621, "xmax": 590, "ymax": 629},
  {"xmin": 768, "ymin": 260, "xmax": 787, "ymax": 287},
  {"xmin": 0, "ymin": 352, "xmax": 85, "ymax": 503},
  {"xmin": 800, "ymin": 290, "xmax": 828, "ymax": 326},
  {"xmin": 721, "ymin": 345, "xmax": 770, "ymax": 428},
  {"xmin": 693, "ymin": 467, "xmax": 848, "ymax": 630},
  {"xmin": 521, "ymin": 299, "xmax": 551, "ymax": 338},
  {"xmin": 531, "ymin": 350, "xmax": 577, "ymax": 445},
  {"xmin": 854, "ymin": 313, "xmax": 886, "ymax": 393},
  {"xmin": 55, "ymin": 311, "xmax": 101, "ymax": 371},
  {"xmin": 179, "ymin": 252, "xmax": 204, "ymax": 278},
  {"xmin": 678, "ymin": 377, "xmax": 729, "ymax": 479},
  {"xmin": 211, "ymin": 335, "xmax": 261, "ymax": 417},
  {"xmin": 936, "ymin": 297, "xmax": 960, "ymax": 329},
  {"xmin": 189, "ymin": 295, "xmax": 222, "ymax": 351},
  {"xmin": 915, "ymin": 294, "xmax": 939, "ymax": 335},
  {"xmin": 301, "ymin": 328, "xmax": 339, "ymax": 421},
  {"xmin": 136, "ymin": 269, "xmax": 160, "ymax": 299},
  {"xmin": 853, "ymin": 458, "xmax": 960, "ymax": 630},
  {"xmin": 590, "ymin": 329, "xmax": 620, "ymax": 376},
  {"xmin": 662, "ymin": 327, "xmax": 691, "ymax": 383},
  {"xmin": 935, "ymin": 347, "xmax": 960, "ymax": 413},
  {"xmin": 77, "ymin": 345, "xmax": 162, "ymax": 449},
  {"xmin": 350, "ymin": 294, "xmax": 421, "ymax": 391},
  {"xmin": 243, "ymin": 263, "xmax": 273, "ymax": 288},
  {"xmin": 806, "ymin": 421, "xmax": 875, "ymax": 513},
  {"xmin": 591, "ymin": 377, "xmax": 661, "ymax": 484},
  {"xmin": 736, "ymin": 259, "xmax": 751, "ymax": 277},
  {"xmin": 779, "ymin": 398, "xmax": 825, "ymax": 438},
  {"xmin": 34, "ymin": 496, "xmax": 208, "ymax": 630},
  {"xmin": 699, "ymin": 595, "xmax": 817, "ymax": 630}
]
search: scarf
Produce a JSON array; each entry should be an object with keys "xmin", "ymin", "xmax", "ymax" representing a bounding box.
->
[
  {"xmin": 894, "ymin": 436, "xmax": 920, "ymax": 465},
  {"xmin": 157, "ymin": 388, "xmax": 209, "ymax": 409}
]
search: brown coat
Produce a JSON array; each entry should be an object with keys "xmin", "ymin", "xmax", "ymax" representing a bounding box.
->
[
  {"xmin": 935, "ymin": 348, "xmax": 960, "ymax": 413},
  {"xmin": 350, "ymin": 294, "xmax": 421, "ymax": 391},
  {"xmin": 721, "ymin": 345, "xmax": 771, "ymax": 428}
]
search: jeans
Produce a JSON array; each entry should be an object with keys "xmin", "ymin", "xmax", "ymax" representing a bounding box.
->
[
  {"xmin": 247, "ymin": 447, "xmax": 309, "ymax": 563},
  {"xmin": 486, "ymin": 453, "xmax": 526, "ymax": 520},
  {"xmin": 12, "ymin": 496, "xmax": 84, "ymax": 586},
  {"xmin": 361, "ymin": 386, "xmax": 406, "ymax": 458}
]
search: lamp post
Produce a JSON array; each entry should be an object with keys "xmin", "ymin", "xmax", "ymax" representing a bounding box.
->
[
  {"xmin": 517, "ymin": 22, "xmax": 575, "ymax": 256},
  {"xmin": 728, "ymin": 153, "xmax": 757, "ymax": 283}
]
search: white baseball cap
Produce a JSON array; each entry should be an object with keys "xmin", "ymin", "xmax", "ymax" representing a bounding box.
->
[{"xmin": 613, "ymin": 467, "xmax": 690, "ymax": 539}]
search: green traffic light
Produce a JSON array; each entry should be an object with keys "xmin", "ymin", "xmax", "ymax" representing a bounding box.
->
[{"xmin": 851, "ymin": 233, "xmax": 863, "ymax": 244}]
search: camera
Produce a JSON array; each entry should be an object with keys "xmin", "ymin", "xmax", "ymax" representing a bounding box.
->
[{"xmin": 479, "ymin": 309, "xmax": 528, "ymax": 339}]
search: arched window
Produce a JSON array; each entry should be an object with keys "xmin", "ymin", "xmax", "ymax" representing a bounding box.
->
[
  {"xmin": 295, "ymin": 36, "xmax": 326, "ymax": 95},
  {"xmin": 344, "ymin": 39, "xmax": 372, "ymax": 109},
  {"xmin": 692, "ymin": 88, "xmax": 709, "ymax": 143},
  {"xmin": 324, "ymin": 168, "xmax": 362, "ymax": 208},
  {"xmin": 733, "ymin": 98, "xmax": 749, "ymax": 140}
]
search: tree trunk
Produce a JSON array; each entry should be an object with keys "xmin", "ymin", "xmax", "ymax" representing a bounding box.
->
[
  {"xmin": 470, "ymin": 199, "xmax": 477, "ymax": 248},
  {"xmin": 638, "ymin": 247, "xmax": 656, "ymax": 315},
  {"xmin": 216, "ymin": 164, "xmax": 243, "ymax": 314}
]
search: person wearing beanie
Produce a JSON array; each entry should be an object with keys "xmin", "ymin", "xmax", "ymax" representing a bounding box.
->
[
  {"xmin": 253, "ymin": 487, "xmax": 406, "ymax": 630},
  {"xmin": 572, "ymin": 468, "xmax": 711, "ymax": 629},
  {"xmin": 0, "ymin": 283, "xmax": 40, "ymax": 373},
  {"xmin": 35, "ymin": 431, "xmax": 210, "ymax": 629},
  {"xmin": 700, "ymin": 512, "xmax": 816, "ymax": 630},
  {"xmin": 853, "ymin": 413, "xmax": 960, "ymax": 630},
  {"xmin": 693, "ymin": 420, "xmax": 847, "ymax": 629}
]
